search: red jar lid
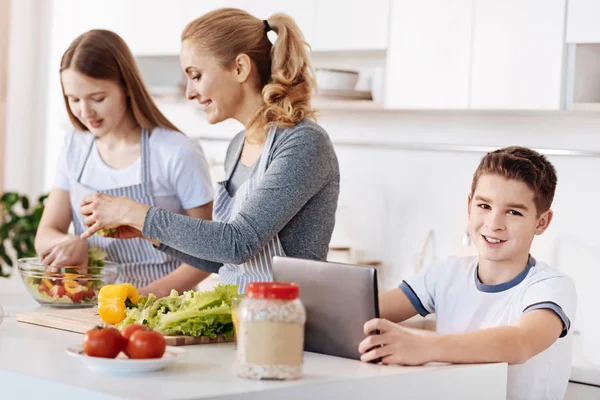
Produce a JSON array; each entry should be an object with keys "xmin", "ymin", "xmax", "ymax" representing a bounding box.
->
[{"xmin": 246, "ymin": 282, "xmax": 299, "ymax": 300}]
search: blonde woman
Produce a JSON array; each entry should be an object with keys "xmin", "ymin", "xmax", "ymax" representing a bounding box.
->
[
  {"xmin": 36, "ymin": 30, "xmax": 214, "ymax": 295},
  {"xmin": 79, "ymin": 9, "xmax": 340, "ymax": 294}
]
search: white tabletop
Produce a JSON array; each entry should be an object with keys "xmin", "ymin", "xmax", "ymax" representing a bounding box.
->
[{"xmin": 0, "ymin": 272, "xmax": 508, "ymax": 400}]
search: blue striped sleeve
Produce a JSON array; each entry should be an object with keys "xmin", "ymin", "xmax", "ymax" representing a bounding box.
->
[
  {"xmin": 400, "ymin": 281, "xmax": 430, "ymax": 317},
  {"xmin": 524, "ymin": 301, "xmax": 571, "ymax": 338}
]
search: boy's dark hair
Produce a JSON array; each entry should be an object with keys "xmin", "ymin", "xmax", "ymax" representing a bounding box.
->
[{"xmin": 471, "ymin": 146, "xmax": 557, "ymax": 215}]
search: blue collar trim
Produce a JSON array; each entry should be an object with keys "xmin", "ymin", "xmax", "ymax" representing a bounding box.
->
[{"xmin": 475, "ymin": 255, "xmax": 536, "ymax": 293}]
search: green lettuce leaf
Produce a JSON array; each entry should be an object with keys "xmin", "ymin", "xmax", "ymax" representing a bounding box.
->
[
  {"xmin": 88, "ymin": 247, "xmax": 108, "ymax": 267},
  {"xmin": 116, "ymin": 284, "xmax": 238, "ymax": 339}
]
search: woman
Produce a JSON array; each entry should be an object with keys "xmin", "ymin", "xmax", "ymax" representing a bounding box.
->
[
  {"xmin": 36, "ymin": 29, "xmax": 215, "ymax": 295},
  {"xmin": 80, "ymin": 9, "xmax": 340, "ymax": 294}
]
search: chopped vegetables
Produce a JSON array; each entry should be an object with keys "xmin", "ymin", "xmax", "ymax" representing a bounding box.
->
[
  {"xmin": 116, "ymin": 284, "xmax": 239, "ymax": 339},
  {"xmin": 96, "ymin": 228, "xmax": 117, "ymax": 238},
  {"xmin": 98, "ymin": 283, "xmax": 140, "ymax": 325}
]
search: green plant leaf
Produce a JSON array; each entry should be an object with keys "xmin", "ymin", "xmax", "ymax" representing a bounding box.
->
[
  {"xmin": 0, "ymin": 191, "xmax": 49, "ymax": 277},
  {"xmin": 20, "ymin": 196, "xmax": 30, "ymax": 210},
  {"xmin": 1, "ymin": 192, "xmax": 19, "ymax": 211},
  {"xmin": 0, "ymin": 244, "xmax": 13, "ymax": 267}
]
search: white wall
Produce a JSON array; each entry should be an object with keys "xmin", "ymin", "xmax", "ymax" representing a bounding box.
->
[{"xmin": 4, "ymin": 0, "xmax": 51, "ymax": 199}]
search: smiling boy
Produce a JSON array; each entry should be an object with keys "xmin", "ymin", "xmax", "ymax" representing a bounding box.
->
[{"xmin": 360, "ymin": 147, "xmax": 577, "ymax": 400}]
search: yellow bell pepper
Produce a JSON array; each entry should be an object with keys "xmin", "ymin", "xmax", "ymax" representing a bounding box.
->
[
  {"xmin": 97, "ymin": 283, "xmax": 139, "ymax": 325},
  {"xmin": 63, "ymin": 272, "xmax": 79, "ymax": 292},
  {"xmin": 41, "ymin": 279, "xmax": 53, "ymax": 290}
]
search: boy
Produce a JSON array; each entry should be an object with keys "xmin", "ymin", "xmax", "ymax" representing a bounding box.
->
[{"xmin": 359, "ymin": 147, "xmax": 576, "ymax": 400}]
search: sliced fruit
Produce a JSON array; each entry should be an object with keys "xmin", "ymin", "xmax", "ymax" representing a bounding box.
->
[
  {"xmin": 64, "ymin": 281, "xmax": 83, "ymax": 294},
  {"xmin": 68, "ymin": 290, "xmax": 84, "ymax": 303},
  {"xmin": 38, "ymin": 281, "xmax": 51, "ymax": 294},
  {"xmin": 50, "ymin": 285, "xmax": 66, "ymax": 298}
]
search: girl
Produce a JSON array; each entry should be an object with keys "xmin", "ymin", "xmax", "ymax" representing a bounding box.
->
[
  {"xmin": 80, "ymin": 9, "xmax": 340, "ymax": 294},
  {"xmin": 36, "ymin": 29, "xmax": 215, "ymax": 295}
]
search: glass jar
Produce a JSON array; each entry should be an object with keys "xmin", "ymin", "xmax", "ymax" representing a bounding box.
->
[
  {"xmin": 237, "ymin": 282, "xmax": 306, "ymax": 380},
  {"xmin": 230, "ymin": 294, "xmax": 243, "ymax": 347}
]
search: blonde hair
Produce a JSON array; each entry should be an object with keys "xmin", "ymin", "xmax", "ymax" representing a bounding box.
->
[
  {"xmin": 182, "ymin": 8, "xmax": 316, "ymax": 142},
  {"xmin": 60, "ymin": 29, "xmax": 181, "ymax": 133}
]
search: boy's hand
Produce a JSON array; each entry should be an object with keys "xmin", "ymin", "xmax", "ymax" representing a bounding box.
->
[{"xmin": 358, "ymin": 318, "xmax": 436, "ymax": 365}]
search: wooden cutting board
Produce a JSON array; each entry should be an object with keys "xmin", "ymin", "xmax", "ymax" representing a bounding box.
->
[{"xmin": 15, "ymin": 308, "xmax": 232, "ymax": 346}]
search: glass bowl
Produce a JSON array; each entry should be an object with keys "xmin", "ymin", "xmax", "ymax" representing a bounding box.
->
[{"xmin": 18, "ymin": 257, "xmax": 119, "ymax": 308}]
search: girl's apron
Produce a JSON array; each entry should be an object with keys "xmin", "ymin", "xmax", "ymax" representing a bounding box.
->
[{"xmin": 70, "ymin": 128, "xmax": 179, "ymax": 288}]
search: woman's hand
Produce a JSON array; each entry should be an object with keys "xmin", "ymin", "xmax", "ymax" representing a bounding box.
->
[
  {"xmin": 41, "ymin": 236, "xmax": 89, "ymax": 269},
  {"xmin": 79, "ymin": 193, "xmax": 150, "ymax": 240}
]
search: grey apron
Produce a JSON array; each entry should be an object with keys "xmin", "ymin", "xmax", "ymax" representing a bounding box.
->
[
  {"xmin": 69, "ymin": 128, "xmax": 179, "ymax": 288},
  {"xmin": 214, "ymin": 127, "xmax": 285, "ymax": 294}
]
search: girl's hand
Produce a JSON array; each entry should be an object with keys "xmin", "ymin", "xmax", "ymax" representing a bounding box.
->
[
  {"xmin": 41, "ymin": 236, "xmax": 89, "ymax": 272},
  {"xmin": 79, "ymin": 193, "xmax": 150, "ymax": 240}
]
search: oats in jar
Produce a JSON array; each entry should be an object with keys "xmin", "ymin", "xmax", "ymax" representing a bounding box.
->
[{"xmin": 237, "ymin": 282, "xmax": 306, "ymax": 380}]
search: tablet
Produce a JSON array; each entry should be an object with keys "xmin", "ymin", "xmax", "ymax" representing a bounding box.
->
[{"xmin": 272, "ymin": 256, "xmax": 379, "ymax": 360}]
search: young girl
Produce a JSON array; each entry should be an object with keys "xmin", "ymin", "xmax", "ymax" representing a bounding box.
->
[
  {"xmin": 35, "ymin": 29, "xmax": 214, "ymax": 294},
  {"xmin": 80, "ymin": 9, "xmax": 340, "ymax": 295}
]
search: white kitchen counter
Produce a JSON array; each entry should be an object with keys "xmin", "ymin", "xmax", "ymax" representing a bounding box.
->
[
  {"xmin": 570, "ymin": 332, "xmax": 600, "ymax": 387},
  {"xmin": 0, "ymin": 272, "xmax": 507, "ymax": 400}
]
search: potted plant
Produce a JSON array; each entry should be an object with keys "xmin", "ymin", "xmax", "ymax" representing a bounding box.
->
[{"xmin": 0, "ymin": 192, "xmax": 48, "ymax": 277}]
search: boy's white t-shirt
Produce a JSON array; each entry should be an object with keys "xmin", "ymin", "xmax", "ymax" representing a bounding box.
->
[
  {"xmin": 54, "ymin": 128, "xmax": 214, "ymax": 212},
  {"xmin": 401, "ymin": 256, "xmax": 577, "ymax": 400}
]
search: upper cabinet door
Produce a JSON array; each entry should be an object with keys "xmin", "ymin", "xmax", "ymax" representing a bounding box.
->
[
  {"xmin": 184, "ymin": 0, "xmax": 244, "ymax": 21},
  {"xmin": 566, "ymin": 0, "xmax": 600, "ymax": 43},
  {"xmin": 125, "ymin": 0, "xmax": 186, "ymax": 56},
  {"xmin": 312, "ymin": 0, "xmax": 390, "ymax": 51},
  {"xmin": 239, "ymin": 0, "xmax": 317, "ymax": 49},
  {"xmin": 183, "ymin": 0, "xmax": 316, "ymax": 49},
  {"xmin": 384, "ymin": 0, "xmax": 473, "ymax": 109},
  {"xmin": 469, "ymin": 0, "xmax": 566, "ymax": 110},
  {"xmin": 72, "ymin": 0, "xmax": 184, "ymax": 56}
]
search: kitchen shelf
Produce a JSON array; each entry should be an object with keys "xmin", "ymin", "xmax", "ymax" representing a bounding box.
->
[
  {"xmin": 571, "ymin": 102, "xmax": 600, "ymax": 112},
  {"xmin": 313, "ymin": 99, "xmax": 384, "ymax": 111},
  {"xmin": 566, "ymin": 44, "xmax": 600, "ymax": 110}
]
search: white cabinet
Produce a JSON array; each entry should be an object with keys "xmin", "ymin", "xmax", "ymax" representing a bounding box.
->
[
  {"xmin": 238, "ymin": 0, "xmax": 317, "ymax": 49},
  {"xmin": 384, "ymin": 0, "xmax": 473, "ymax": 109},
  {"xmin": 312, "ymin": 0, "xmax": 390, "ymax": 51},
  {"xmin": 183, "ymin": 0, "xmax": 316, "ymax": 50},
  {"xmin": 69, "ymin": 0, "xmax": 185, "ymax": 56},
  {"xmin": 566, "ymin": 0, "xmax": 600, "ymax": 43},
  {"xmin": 469, "ymin": 0, "xmax": 566, "ymax": 110},
  {"xmin": 123, "ymin": 0, "xmax": 185, "ymax": 56}
]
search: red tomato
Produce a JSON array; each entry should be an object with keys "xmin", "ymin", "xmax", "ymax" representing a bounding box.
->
[
  {"xmin": 83, "ymin": 327, "xmax": 126, "ymax": 358},
  {"xmin": 68, "ymin": 290, "xmax": 84, "ymax": 303},
  {"xmin": 83, "ymin": 288, "xmax": 96, "ymax": 299},
  {"xmin": 126, "ymin": 329, "xmax": 166, "ymax": 359},
  {"xmin": 121, "ymin": 324, "xmax": 149, "ymax": 357},
  {"xmin": 38, "ymin": 282, "xmax": 50, "ymax": 294},
  {"xmin": 50, "ymin": 285, "xmax": 66, "ymax": 298}
]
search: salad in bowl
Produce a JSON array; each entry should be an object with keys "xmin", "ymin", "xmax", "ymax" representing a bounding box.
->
[{"xmin": 18, "ymin": 248, "xmax": 118, "ymax": 308}]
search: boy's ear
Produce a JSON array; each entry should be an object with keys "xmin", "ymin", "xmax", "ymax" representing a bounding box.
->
[
  {"xmin": 535, "ymin": 209, "xmax": 553, "ymax": 235},
  {"xmin": 467, "ymin": 193, "xmax": 473, "ymax": 220}
]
